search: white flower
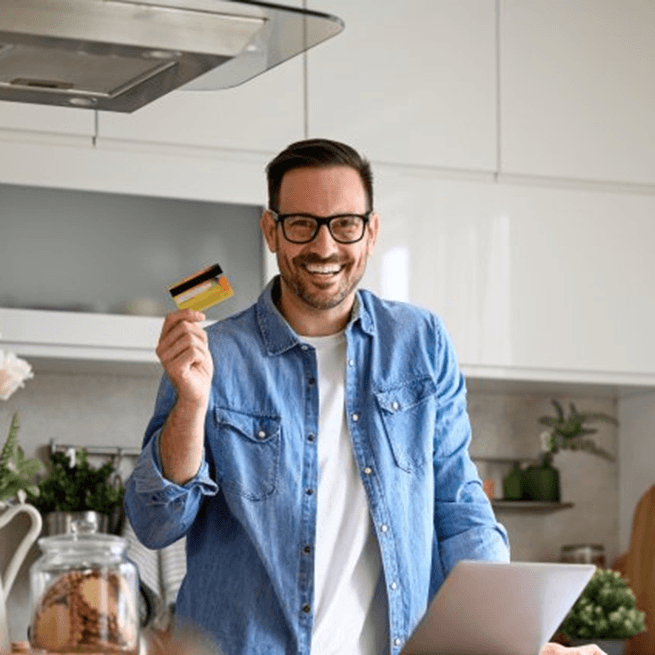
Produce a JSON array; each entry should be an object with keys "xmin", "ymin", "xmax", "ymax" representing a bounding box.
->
[
  {"xmin": 0, "ymin": 342, "xmax": 34, "ymax": 401},
  {"xmin": 539, "ymin": 430, "xmax": 552, "ymax": 452}
]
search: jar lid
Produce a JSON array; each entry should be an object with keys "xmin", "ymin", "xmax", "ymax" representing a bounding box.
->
[{"xmin": 37, "ymin": 516, "xmax": 126, "ymax": 554}]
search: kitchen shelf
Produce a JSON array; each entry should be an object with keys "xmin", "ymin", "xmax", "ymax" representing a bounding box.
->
[{"xmin": 491, "ymin": 501, "xmax": 574, "ymax": 512}]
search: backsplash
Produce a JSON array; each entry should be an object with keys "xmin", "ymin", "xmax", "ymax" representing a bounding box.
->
[{"xmin": 0, "ymin": 371, "xmax": 619, "ymax": 643}]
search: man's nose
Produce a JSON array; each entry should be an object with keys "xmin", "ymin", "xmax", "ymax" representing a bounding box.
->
[{"xmin": 311, "ymin": 224, "xmax": 339, "ymax": 253}]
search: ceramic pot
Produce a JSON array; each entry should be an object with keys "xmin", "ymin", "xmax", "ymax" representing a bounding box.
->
[
  {"xmin": 569, "ymin": 638, "xmax": 626, "ymax": 655},
  {"xmin": 522, "ymin": 464, "xmax": 560, "ymax": 501},
  {"xmin": 0, "ymin": 502, "xmax": 42, "ymax": 653}
]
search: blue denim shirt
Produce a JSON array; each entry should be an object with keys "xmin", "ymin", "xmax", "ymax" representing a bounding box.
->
[{"xmin": 124, "ymin": 277, "xmax": 509, "ymax": 655}]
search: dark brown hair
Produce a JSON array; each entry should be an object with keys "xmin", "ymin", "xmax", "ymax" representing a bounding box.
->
[{"xmin": 266, "ymin": 138, "xmax": 373, "ymax": 212}]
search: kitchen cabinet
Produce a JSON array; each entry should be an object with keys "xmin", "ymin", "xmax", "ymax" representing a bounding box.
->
[
  {"xmin": 367, "ymin": 166, "xmax": 655, "ymax": 383},
  {"xmin": 96, "ymin": 58, "xmax": 304, "ymax": 154},
  {"xmin": 306, "ymin": 0, "xmax": 498, "ymax": 173},
  {"xmin": 500, "ymin": 0, "xmax": 655, "ymax": 187},
  {"xmin": 0, "ymin": 101, "xmax": 95, "ymax": 141}
]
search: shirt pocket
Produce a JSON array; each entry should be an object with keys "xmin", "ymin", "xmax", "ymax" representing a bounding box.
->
[
  {"xmin": 210, "ymin": 406, "xmax": 282, "ymax": 500},
  {"xmin": 374, "ymin": 376, "xmax": 437, "ymax": 473}
]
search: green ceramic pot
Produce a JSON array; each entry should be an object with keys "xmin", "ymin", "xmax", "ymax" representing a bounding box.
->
[{"xmin": 521, "ymin": 464, "xmax": 560, "ymax": 502}]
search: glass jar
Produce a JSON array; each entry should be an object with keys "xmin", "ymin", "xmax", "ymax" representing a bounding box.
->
[
  {"xmin": 560, "ymin": 543, "xmax": 606, "ymax": 568},
  {"xmin": 29, "ymin": 519, "xmax": 139, "ymax": 654}
]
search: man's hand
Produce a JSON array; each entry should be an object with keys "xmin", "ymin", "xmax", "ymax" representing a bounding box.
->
[
  {"xmin": 156, "ymin": 310, "xmax": 213, "ymax": 484},
  {"xmin": 540, "ymin": 643, "xmax": 607, "ymax": 655},
  {"xmin": 156, "ymin": 309, "xmax": 213, "ymax": 406}
]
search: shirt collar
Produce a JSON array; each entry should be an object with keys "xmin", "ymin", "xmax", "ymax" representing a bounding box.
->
[{"xmin": 255, "ymin": 276, "xmax": 374, "ymax": 355}]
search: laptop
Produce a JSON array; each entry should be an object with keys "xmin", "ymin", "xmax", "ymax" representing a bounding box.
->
[{"xmin": 401, "ymin": 560, "xmax": 595, "ymax": 655}]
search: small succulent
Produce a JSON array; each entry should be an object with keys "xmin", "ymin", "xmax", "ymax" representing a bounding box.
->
[
  {"xmin": 538, "ymin": 399, "xmax": 617, "ymax": 466},
  {"xmin": 0, "ymin": 412, "xmax": 44, "ymax": 503},
  {"xmin": 559, "ymin": 568, "xmax": 646, "ymax": 640}
]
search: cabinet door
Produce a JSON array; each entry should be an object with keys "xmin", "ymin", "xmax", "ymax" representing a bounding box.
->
[
  {"xmin": 306, "ymin": 0, "xmax": 497, "ymax": 172},
  {"xmin": 500, "ymin": 0, "xmax": 655, "ymax": 186},
  {"xmin": 366, "ymin": 167, "xmax": 655, "ymax": 380},
  {"xmin": 0, "ymin": 101, "xmax": 95, "ymax": 138}
]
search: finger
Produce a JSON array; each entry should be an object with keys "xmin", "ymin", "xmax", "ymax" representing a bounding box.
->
[
  {"xmin": 159, "ymin": 309, "xmax": 206, "ymax": 341},
  {"xmin": 157, "ymin": 329, "xmax": 210, "ymax": 367},
  {"xmin": 157, "ymin": 318, "xmax": 209, "ymax": 357}
]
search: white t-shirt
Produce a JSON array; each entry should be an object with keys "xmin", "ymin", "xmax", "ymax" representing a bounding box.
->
[{"xmin": 303, "ymin": 331, "xmax": 388, "ymax": 655}]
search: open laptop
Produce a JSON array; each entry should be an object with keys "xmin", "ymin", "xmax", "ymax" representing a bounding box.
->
[{"xmin": 402, "ymin": 560, "xmax": 595, "ymax": 655}]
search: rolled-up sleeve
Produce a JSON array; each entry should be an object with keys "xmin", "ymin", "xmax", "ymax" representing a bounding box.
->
[
  {"xmin": 124, "ymin": 374, "xmax": 219, "ymax": 550},
  {"xmin": 432, "ymin": 318, "xmax": 510, "ymax": 573}
]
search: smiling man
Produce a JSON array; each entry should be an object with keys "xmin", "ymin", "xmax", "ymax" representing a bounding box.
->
[{"xmin": 125, "ymin": 139, "xmax": 596, "ymax": 655}]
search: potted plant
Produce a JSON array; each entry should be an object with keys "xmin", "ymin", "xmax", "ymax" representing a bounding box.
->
[
  {"xmin": 521, "ymin": 399, "xmax": 617, "ymax": 502},
  {"xmin": 26, "ymin": 447, "xmax": 125, "ymax": 535},
  {"xmin": 558, "ymin": 568, "xmax": 646, "ymax": 655}
]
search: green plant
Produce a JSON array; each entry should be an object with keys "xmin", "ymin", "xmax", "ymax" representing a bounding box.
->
[
  {"xmin": 26, "ymin": 447, "xmax": 124, "ymax": 517},
  {"xmin": 538, "ymin": 399, "xmax": 617, "ymax": 466},
  {"xmin": 0, "ymin": 412, "xmax": 44, "ymax": 503},
  {"xmin": 559, "ymin": 568, "xmax": 646, "ymax": 640}
]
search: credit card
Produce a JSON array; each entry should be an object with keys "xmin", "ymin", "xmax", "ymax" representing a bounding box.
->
[{"xmin": 168, "ymin": 263, "xmax": 234, "ymax": 312}]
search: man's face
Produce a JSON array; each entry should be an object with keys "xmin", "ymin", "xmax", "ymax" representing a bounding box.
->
[{"xmin": 262, "ymin": 166, "xmax": 379, "ymax": 314}]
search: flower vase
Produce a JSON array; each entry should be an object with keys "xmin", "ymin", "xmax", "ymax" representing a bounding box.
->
[{"xmin": 521, "ymin": 463, "xmax": 560, "ymax": 502}]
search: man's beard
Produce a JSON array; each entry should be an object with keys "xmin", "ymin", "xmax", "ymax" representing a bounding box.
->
[{"xmin": 278, "ymin": 251, "xmax": 366, "ymax": 311}]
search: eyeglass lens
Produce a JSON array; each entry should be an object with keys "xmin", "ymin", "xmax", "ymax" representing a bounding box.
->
[{"xmin": 283, "ymin": 215, "xmax": 365, "ymax": 243}]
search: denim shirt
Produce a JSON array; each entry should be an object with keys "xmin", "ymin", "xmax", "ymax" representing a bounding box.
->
[{"xmin": 124, "ymin": 277, "xmax": 509, "ymax": 655}]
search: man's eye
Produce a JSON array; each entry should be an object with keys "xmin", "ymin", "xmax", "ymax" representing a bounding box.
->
[{"xmin": 287, "ymin": 217, "xmax": 315, "ymax": 230}]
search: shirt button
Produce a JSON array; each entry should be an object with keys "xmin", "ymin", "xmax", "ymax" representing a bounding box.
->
[
  {"xmin": 391, "ymin": 401, "xmax": 400, "ymax": 411},
  {"xmin": 302, "ymin": 604, "xmax": 311, "ymax": 614},
  {"xmin": 380, "ymin": 524, "xmax": 388, "ymax": 533},
  {"xmin": 305, "ymin": 488, "xmax": 314, "ymax": 495},
  {"xmin": 308, "ymin": 377, "xmax": 316, "ymax": 386},
  {"xmin": 351, "ymin": 413, "xmax": 359, "ymax": 422},
  {"xmin": 363, "ymin": 466, "xmax": 373, "ymax": 475},
  {"xmin": 394, "ymin": 638, "xmax": 401, "ymax": 647},
  {"xmin": 390, "ymin": 581, "xmax": 398, "ymax": 590},
  {"xmin": 348, "ymin": 359, "xmax": 355, "ymax": 367},
  {"xmin": 303, "ymin": 545, "xmax": 311, "ymax": 554},
  {"xmin": 301, "ymin": 345, "xmax": 309, "ymax": 351},
  {"xmin": 257, "ymin": 430, "xmax": 266, "ymax": 439},
  {"xmin": 307, "ymin": 433, "xmax": 316, "ymax": 442}
]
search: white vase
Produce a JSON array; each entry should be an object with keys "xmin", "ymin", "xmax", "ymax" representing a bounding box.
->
[{"xmin": 0, "ymin": 502, "xmax": 42, "ymax": 653}]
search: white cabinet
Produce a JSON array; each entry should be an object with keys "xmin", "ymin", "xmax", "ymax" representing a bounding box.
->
[
  {"xmin": 500, "ymin": 0, "xmax": 655, "ymax": 186},
  {"xmin": 0, "ymin": 101, "xmax": 95, "ymax": 139},
  {"xmin": 306, "ymin": 0, "xmax": 497, "ymax": 173},
  {"xmin": 366, "ymin": 167, "xmax": 655, "ymax": 383}
]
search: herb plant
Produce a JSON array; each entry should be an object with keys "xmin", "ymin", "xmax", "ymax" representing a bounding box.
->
[
  {"xmin": 538, "ymin": 399, "xmax": 617, "ymax": 466},
  {"xmin": 0, "ymin": 412, "xmax": 44, "ymax": 503},
  {"xmin": 26, "ymin": 447, "xmax": 124, "ymax": 517},
  {"xmin": 559, "ymin": 569, "xmax": 646, "ymax": 640}
]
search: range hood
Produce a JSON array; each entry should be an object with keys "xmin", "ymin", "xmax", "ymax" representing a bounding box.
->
[{"xmin": 0, "ymin": 0, "xmax": 343, "ymax": 112}]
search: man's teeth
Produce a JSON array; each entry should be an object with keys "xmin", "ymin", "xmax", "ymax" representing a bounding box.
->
[{"xmin": 305, "ymin": 264, "xmax": 341, "ymax": 274}]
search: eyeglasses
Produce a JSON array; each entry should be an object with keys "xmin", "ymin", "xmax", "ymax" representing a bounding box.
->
[{"xmin": 269, "ymin": 210, "xmax": 372, "ymax": 244}]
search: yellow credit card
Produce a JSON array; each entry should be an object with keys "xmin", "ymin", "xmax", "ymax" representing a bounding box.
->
[{"xmin": 168, "ymin": 263, "xmax": 234, "ymax": 312}]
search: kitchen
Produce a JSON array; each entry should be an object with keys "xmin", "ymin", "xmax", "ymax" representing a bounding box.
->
[{"xmin": 0, "ymin": 0, "xmax": 654, "ymax": 651}]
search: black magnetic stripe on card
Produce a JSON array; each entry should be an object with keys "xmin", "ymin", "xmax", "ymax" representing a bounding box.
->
[{"xmin": 169, "ymin": 264, "xmax": 224, "ymax": 297}]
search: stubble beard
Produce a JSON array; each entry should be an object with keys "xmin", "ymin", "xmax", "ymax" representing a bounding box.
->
[{"xmin": 276, "ymin": 242, "xmax": 369, "ymax": 311}]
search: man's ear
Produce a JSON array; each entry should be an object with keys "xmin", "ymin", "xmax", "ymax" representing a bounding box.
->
[
  {"xmin": 261, "ymin": 210, "xmax": 278, "ymax": 253},
  {"xmin": 366, "ymin": 212, "xmax": 380, "ymax": 256}
]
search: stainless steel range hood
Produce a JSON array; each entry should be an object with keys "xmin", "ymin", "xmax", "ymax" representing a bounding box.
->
[{"xmin": 0, "ymin": 0, "xmax": 343, "ymax": 112}]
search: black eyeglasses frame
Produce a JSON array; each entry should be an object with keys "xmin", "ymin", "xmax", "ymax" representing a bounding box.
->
[{"xmin": 269, "ymin": 209, "xmax": 372, "ymax": 244}]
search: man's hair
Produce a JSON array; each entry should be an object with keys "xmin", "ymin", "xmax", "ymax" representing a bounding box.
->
[{"xmin": 266, "ymin": 138, "xmax": 373, "ymax": 212}]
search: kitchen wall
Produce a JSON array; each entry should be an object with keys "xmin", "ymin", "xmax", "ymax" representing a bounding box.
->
[{"xmin": 0, "ymin": 371, "xmax": 619, "ymax": 643}]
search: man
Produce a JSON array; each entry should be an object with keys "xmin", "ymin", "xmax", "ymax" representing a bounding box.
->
[{"xmin": 125, "ymin": 139, "xmax": 605, "ymax": 655}]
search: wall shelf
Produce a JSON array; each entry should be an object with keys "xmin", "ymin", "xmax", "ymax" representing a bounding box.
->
[{"xmin": 491, "ymin": 501, "xmax": 574, "ymax": 512}]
